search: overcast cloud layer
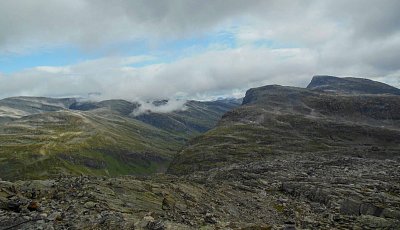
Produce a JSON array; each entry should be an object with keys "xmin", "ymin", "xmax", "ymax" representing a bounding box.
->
[{"xmin": 0, "ymin": 0, "xmax": 399, "ymax": 100}]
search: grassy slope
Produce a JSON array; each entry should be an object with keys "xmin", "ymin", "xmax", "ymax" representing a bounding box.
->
[
  {"xmin": 0, "ymin": 97, "xmax": 240, "ymax": 180},
  {"xmin": 0, "ymin": 110, "xmax": 183, "ymax": 180}
]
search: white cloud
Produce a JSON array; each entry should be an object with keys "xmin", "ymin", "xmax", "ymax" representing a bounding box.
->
[
  {"xmin": 0, "ymin": 47, "xmax": 318, "ymax": 100},
  {"xmin": 131, "ymin": 100, "xmax": 187, "ymax": 116},
  {"xmin": 0, "ymin": 0, "xmax": 263, "ymax": 53},
  {"xmin": 34, "ymin": 66, "xmax": 71, "ymax": 74},
  {"xmin": 2, "ymin": 1, "xmax": 397, "ymax": 53},
  {"xmin": 0, "ymin": 0, "xmax": 399, "ymax": 99}
]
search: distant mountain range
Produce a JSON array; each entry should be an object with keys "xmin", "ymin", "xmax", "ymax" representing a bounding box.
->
[
  {"xmin": 0, "ymin": 97, "xmax": 240, "ymax": 180},
  {"xmin": 2, "ymin": 75, "xmax": 400, "ymax": 180}
]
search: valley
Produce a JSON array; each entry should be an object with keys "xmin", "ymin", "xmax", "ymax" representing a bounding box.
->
[
  {"xmin": 0, "ymin": 97, "xmax": 240, "ymax": 180},
  {"xmin": 0, "ymin": 76, "xmax": 399, "ymax": 229}
]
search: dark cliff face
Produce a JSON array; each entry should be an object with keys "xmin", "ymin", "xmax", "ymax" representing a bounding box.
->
[
  {"xmin": 168, "ymin": 77, "xmax": 400, "ymax": 175},
  {"xmin": 307, "ymin": 75, "xmax": 400, "ymax": 95}
]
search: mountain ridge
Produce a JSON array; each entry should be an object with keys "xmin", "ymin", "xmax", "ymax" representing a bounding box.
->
[
  {"xmin": 168, "ymin": 76, "xmax": 400, "ymax": 174},
  {"xmin": 0, "ymin": 97, "xmax": 240, "ymax": 180},
  {"xmin": 307, "ymin": 75, "xmax": 400, "ymax": 95}
]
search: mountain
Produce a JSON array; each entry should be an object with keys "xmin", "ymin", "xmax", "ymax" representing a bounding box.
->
[
  {"xmin": 134, "ymin": 99, "xmax": 242, "ymax": 138},
  {"xmin": 69, "ymin": 99, "xmax": 139, "ymax": 116},
  {"xmin": 0, "ymin": 97, "xmax": 239, "ymax": 180},
  {"xmin": 0, "ymin": 110, "xmax": 181, "ymax": 180},
  {"xmin": 169, "ymin": 80, "xmax": 400, "ymax": 174},
  {"xmin": 164, "ymin": 76, "xmax": 400, "ymax": 228},
  {"xmin": 69, "ymin": 98, "xmax": 241, "ymax": 137},
  {"xmin": 307, "ymin": 75, "xmax": 400, "ymax": 95},
  {"xmin": 0, "ymin": 97, "xmax": 75, "ymax": 120}
]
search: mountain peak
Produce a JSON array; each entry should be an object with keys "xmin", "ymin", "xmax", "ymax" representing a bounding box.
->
[{"xmin": 307, "ymin": 75, "xmax": 400, "ymax": 95}]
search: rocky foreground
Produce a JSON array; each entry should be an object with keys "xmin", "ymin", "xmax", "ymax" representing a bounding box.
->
[{"xmin": 1, "ymin": 147, "xmax": 400, "ymax": 229}]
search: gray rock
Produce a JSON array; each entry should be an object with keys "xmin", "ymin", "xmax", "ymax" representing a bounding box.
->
[
  {"xmin": 359, "ymin": 203, "xmax": 384, "ymax": 216},
  {"xmin": 84, "ymin": 201, "xmax": 96, "ymax": 209},
  {"xmin": 340, "ymin": 199, "xmax": 361, "ymax": 215},
  {"xmin": 47, "ymin": 211, "xmax": 62, "ymax": 221}
]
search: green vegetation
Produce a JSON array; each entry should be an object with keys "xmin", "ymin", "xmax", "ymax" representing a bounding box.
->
[
  {"xmin": 0, "ymin": 111, "xmax": 180, "ymax": 180},
  {"xmin": 0, "ymin": 97, "xmax": 239, "ymax": 180},
  {"xmin": 134, "ymin": 99, "xmax": 241, "ymax": 139},
  {"xmin": 274, "ymin": 204, "xmax": 286, "ymax": 213}
]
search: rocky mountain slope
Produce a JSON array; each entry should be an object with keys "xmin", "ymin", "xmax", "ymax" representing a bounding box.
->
[
  {"xmin": 0, "ymin": 97, "xmax": 239, "ymax": 180},
  {"xmin": 307, "ymin": 75, "xmax": 400, "ymax": 95},
  {"xmin": 0, "ymin": 76, "xmax": 399, "ymax": 229},
  {"xmin": 169, "ymin": 77, "xmax": 400, "ymax": 174},
  {"xmin": 164, "ymin": 75, "xmax": 400, "ymax": 229}
]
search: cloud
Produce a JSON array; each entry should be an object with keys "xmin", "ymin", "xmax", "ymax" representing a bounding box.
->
[
  {"xmin": 0, "ymin": 47, "xmax": 318, "ymax": 100},
  {"xmin": 1, "ymin": 42, "xmax": 399, "ymax": 101},
  {"xmin": 3, "ymin": 1, "xmax": 397, "ymax": 52},
  {"xmin": 131, "ymin": 100, "xmax": 187, "ymax": 116},
  {"xmin": 323, "ymin": 0, "xmax": 400, "ymax": 40},
  {"xmin": 230, "ymin": 0, "xmax": 400, "ymax": 82},
  {"xmin": 0, "ymin": 0, "xmax": 399, "ymax": 100},
  {"xmin": 0, "ymin": 0, "xmax": 264, "ymax": 53}
]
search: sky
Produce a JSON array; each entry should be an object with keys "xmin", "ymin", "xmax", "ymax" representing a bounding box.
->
[{"xmin": 0, "ymin": 0, "xmax": 399, "ymax": 101}]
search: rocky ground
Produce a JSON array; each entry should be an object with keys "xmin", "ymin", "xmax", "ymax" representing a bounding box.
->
[{"xmin": 1, "ymin": 147, "xmax": 399, "ymax": 229}]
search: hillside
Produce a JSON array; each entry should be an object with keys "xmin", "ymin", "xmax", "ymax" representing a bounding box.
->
[
  {"xmin": 165, "ymin": 76, "xmax": 400, "ymax": 228},
  {"xmin": 0, "ymin": 97, "xmax": 239, "ymax": 180},
  {"xmin": 0, "ymin": 97, "xmax": 75, "ymax": 120},
  {"xmin": 0, "ymin": 110, "xmax": 182, "ymax": 180},
  {"xmin": 134, "ymin": 99, "xmax": 241, "ymax": 138},
  {"xmin": 169, "ymin": 84, "xmax": 400, "ymax": 174}
]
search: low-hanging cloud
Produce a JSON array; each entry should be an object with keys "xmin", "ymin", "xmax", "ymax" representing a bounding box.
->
[{"xmin": 131, "ymin": 100, "xmax": 187, "ymax": 116}]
